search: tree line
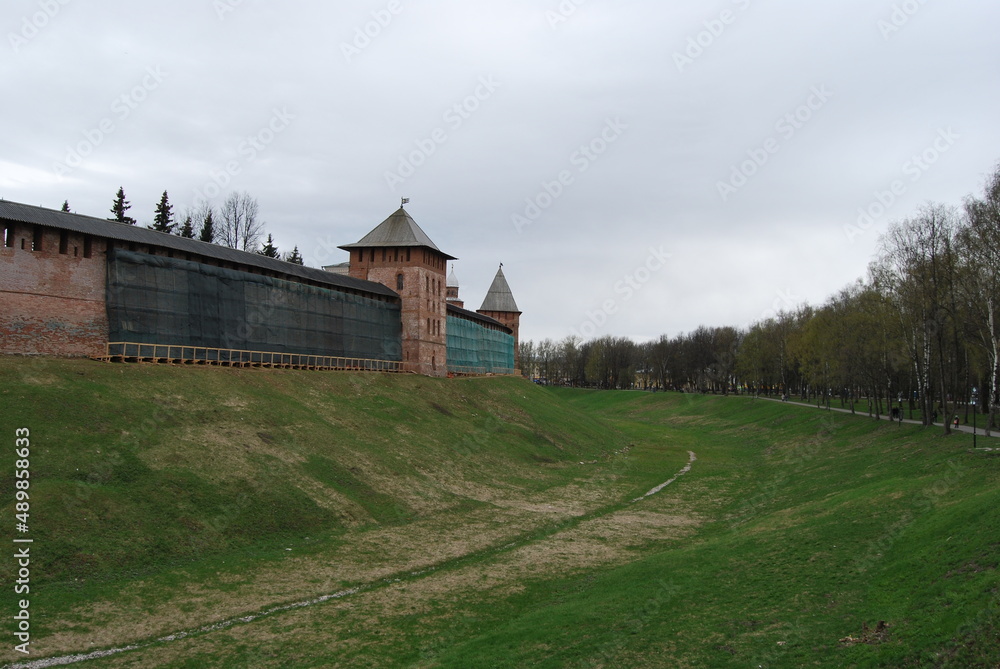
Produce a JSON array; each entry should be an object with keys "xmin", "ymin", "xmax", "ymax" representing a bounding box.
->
[
  {"xmin": 520, "ymin": 163, "xmax": 1000, "ymax": 436},
  {"xmin": 63, "ymin": 187, "xmax": 303, "ymax": 264}
]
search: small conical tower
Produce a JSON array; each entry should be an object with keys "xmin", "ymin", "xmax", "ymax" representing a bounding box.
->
[
  {"xmin": 446, "ymin": 264, "xmax": 464, "ymax": 309},
  {"xmin": 340, "ymin": 206, "xmax": 456, "ymax": 376},
  {"xmin": 477, "ymin": 264, "xmax": 522, "ymax": 370}
]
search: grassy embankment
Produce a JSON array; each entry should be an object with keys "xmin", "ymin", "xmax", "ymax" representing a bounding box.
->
[{"xmin": 0, "ymin": 357, "xmax": 998, "ymax": 667}]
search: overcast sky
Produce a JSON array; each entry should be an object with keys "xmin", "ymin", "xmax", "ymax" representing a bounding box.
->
[{"xmin": 4, "ymin": 0, "xmax": 998, "ymax": 343}]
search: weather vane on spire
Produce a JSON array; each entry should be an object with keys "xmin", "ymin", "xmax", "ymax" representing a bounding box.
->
[{"xmin": 401, "ymin": 197, "xmax": 410, "ymax": 208}]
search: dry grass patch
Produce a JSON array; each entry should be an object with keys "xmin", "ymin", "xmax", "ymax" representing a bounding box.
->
[
  {"xmin": 82, "ymin": 492, "xmax": 709, "ymax": 666},
  {"xmin": 34, "ymin": 505, "xmax": 556, "ymax": 657},
  {"xmin": 292, "ymin": 475, "xmax": 373, "ymax": 524},
  {"xmin": 34, "ymin": 472, "xmax": 679, "ymax": 662},
  {"xmin": 137, "ymin": 424, "xmax": 306, "ymax": 481}
]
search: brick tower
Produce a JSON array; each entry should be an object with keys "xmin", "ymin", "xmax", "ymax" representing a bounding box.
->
[
  {"xmin": 477, "ymin": 265, "xmax": 521, "ymax": 370},
  {"xmin": 340, "ymin": 207, "xmax": 456, "ymax": 377},
  {"xmin": 445, "ymin": 264, "xmax": 464, "ymax": 309}
]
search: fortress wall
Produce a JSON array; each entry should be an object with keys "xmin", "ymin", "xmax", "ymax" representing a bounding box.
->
[
  {"xmin": 478, "ymin": 309, "xmax": 521, "ymax": 369},
  {"xmin": 0, "ymin": 209, "xmax": 516, "ymax": 376},
  {"xmin": 105, "ymin": 248, "xmax": 403, "ymax": 361},
  {"xmin": 446, "ymin": 313, "xmax": 515, "ymax": 374},
  {"xmin": 0, "ymin": 223, "xmax": 109, "ymax": 357}
]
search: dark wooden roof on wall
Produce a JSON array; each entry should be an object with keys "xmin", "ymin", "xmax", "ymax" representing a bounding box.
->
[
  {"xmin": 446, "ymin": 303, "xmax": 512, "ymax": 334},
  {"xmin": 0, "ymin": 200, "xmax": 399, "ymax": 300}
]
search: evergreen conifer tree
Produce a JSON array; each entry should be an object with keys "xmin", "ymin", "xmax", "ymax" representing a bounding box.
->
[
  {"xmin": 109, "ymin": 187, "xmax": 136, "ymax": 225},
  {"xmin": 199, "ymin": 210, "xmax": 216, "ymax": 243},
  {"xmin": 258, "ymin": 234, "xmax": 280, "ymax": 258},
  {"xmin": 179, "ymin": 216, "xmax": 195, "ymax": 239},
  {"xmin": 151, "ymin": 191, "xmax": 175, "ymax": 233},
  {"xmin": 60, "ymin": 200, "xmax": 71, "ymax": 212},
  {"xmin": 285, "ymin": 246, "xmax": 304, "ymax": 265}
]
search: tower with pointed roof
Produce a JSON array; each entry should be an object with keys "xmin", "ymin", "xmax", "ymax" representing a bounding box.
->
[
  {"xmin": 477, "ymin": 265, "xmax": 522, "ymax": 370},
  {"xmin": 445, "ymin": 264, "xmax": 464, "ymax": 309},
  {"xmin": 340, "ymin": 206, "xmax": 456, "ymax": 377}
]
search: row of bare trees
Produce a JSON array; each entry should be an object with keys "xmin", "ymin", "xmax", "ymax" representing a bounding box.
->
[
  {"xmin": 520, "ymin": 164, "xmax": 1000, "ymax": 435},
  {"xmin": 102, "ymin": 188, "xmax": 303, "ymax": 263},
  {"xmin": 519, "ymin": 327, "xmax": 741, "ymax": 394}
]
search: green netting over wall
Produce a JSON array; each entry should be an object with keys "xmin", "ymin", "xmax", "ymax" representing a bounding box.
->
[
  {"xmin": 107, "ymin": 248, "xmax": 401, "ymax": 361},
  {"xmin": 446, "ymin": 315, "xmax": 515, "ymax": 374}
]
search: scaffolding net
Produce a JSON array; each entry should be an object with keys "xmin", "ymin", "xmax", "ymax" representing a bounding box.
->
[
  {"xmin": 107, "ymin": 248, "xmax": 402, "ymax": 361},
  {"xmin": 446, "ymin": 315, "xmax": 515, "ymax": 374}
]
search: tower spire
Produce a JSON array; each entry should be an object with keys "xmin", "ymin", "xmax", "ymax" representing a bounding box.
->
[
  {"xmin": 446, "ymin": 263, "xmax": 463, "ymax": 308},
  {"xmin": 477, "ymin": 264, "xmax": 521, "ymax": 371},
  {"xmin": 479, "ymin": 265, "xmax": 519, "ymax": 313}
]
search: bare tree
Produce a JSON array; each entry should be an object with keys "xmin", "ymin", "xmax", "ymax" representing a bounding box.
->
[
  {"xmin": 518, "ymin": 340, "xmax": 535, "ymax": 379},
  {"xmin": 646, "ymin": 334, "xmax": 674, "ymax": 391},
  {"xmin": 536, "ymin": 339, "xmax": 556, "ymax": 384},
  {"xmin": 961, "ymin": 164, "xmax": 1000, "ymax": 435},
  {"xmin": 218, "ymin": 191, "xmax": 264, "ymax": 252},
  {"xmin": 871, "ymin": 204, "xmax": 960, "ymax": 432},
  {"xmin": 559, "ymin": 336, "xmax": 582, "ymax": 386}
]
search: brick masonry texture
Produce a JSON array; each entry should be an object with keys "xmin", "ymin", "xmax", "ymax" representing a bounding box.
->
[
  {"xmin": 349, "ymin": 249, "xmax": 449, "ymax": 377},
  {"xmin": 0, "ymin": 225, "xmax": 108, "ymax": 357}
]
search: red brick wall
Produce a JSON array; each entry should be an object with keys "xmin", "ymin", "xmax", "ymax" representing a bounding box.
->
[
  {"xmin": 348, "ymin": 246, "xmax": 448, "ymax": 376},
  {"xmin": 0, "ymin": 223, "xmax": 108, "ymax": 357}
]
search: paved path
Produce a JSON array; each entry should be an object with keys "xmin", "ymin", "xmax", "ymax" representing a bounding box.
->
[
  {"xmin": 759, "ymin": 396, "xmax": 999, "ymax": 441},
  {"xmin": 632, "ymin": 451, "xmax": 697, "ymax": 503}
]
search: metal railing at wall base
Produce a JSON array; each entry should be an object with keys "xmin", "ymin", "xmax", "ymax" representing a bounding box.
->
[
  {"xmin": 447, "ymin": 365, "xmax": 519, "ymax": 377},
  {"xmin": 95, "ymin": 342, "xmax": 404, "ymax": 373}
]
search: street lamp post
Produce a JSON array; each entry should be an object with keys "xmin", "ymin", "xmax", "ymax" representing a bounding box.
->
[{"xmin": 972, "ymin": 387, "xmax": 979, "ymax": 449}]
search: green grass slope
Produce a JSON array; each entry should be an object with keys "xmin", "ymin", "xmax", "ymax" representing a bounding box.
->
[
  {"xmin": 430, "ymin": 390, "xmax": 1000, "ymax": 668},
  {"xmin": 0, "ymin": 358, "xmax": 631, "ymax": 656},
  {"xmin": 1, "ymin": 359, "xmax": 998, "ymax": 668}
]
